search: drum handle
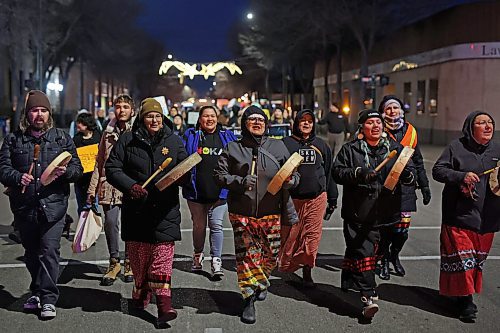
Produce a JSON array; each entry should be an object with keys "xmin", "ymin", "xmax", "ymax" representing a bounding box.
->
[
  {"xmin": 142, "ymin": 157, "xmax": 172, "ymax": 188},
  {"xmin": 374, "ymin": 150, "xmax": 397, "ymax": 172},
  {"xmin": 248, "ymin": 156, "xmax": 257, "ymax": 191},
  {"xmin": 22, "ymin": 144, "xmax": 40, "ymax": 194}
]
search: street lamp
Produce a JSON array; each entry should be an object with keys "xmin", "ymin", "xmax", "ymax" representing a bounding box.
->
[
  {"xmin": 246, "ymin": 12, "xmax": 253, "ymax": 20},
  {"xmin": 167, "ymin": 54, "xmax": 173, "ymax": 60}
]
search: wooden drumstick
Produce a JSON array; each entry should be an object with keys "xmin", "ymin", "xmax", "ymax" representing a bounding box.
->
[
  {"xmin": 22, "ymin": 144, "xmax": 40, "ymax": 194},
  {"xmin": 478, "ymin": 165, "xmax": 500, "ymax": 177},
  {"xmin": 248, "ymin": 148, "xmax": 258, "ymax": 191},
  {"xmin": 374, "ymin": 150, "xmax": 397, "ymax": 172},
  {"xmin": 142, "ymin": 157, "xmax": 172, "ymax": 188}
]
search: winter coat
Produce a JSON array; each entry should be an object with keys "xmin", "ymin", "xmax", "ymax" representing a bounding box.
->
[
  {"xmin": 214, "ymin": 108, "xmax": 299, "ymax": 224},
  {"xmin": 283, "ymin": 109, "xmax": 338, "ymax": 205},
  {"xmin": 87, "ymin": 119, "xmax": 131, "ymax": 205},
  {"xmin": 0, "ymin": 128, "xmax": 83, "ymax": 222},
  {"xmin": 332, "ymin": 138, "xmax": 415, "ymax": 228},
  {"xmin": 432, "ymin": 111, "xmax": 500, "ymax": 234},
  {"xmin": 181, "ymin": 125, "xmax": 237, "ymax": 201},
  {"xmin": 105, "ymin": 116, "xmax": 188, "ymax": 243}
]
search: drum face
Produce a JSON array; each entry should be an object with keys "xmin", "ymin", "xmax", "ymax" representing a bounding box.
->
[
  {"xmin": 383, "ymin": 147, "xmax": 414, "ymax": 191},
  {"xmin": 40, "ymin": 151, "xmax": 72, "ymax": 186},
  {"xmin": 267, "ymin": 152, "xmax": 304, "ymax": 195},
  {"xmin": 155, "ymin": 153, "xmax": 202, "ymax": 191},
  {"xmin": 489, "ymin": 161, "xmax": 500, "ymax": 196}
]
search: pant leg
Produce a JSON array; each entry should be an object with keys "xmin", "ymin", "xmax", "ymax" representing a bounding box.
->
[
  {"xmin": 207, "ymin": 200, "xmax": 226, "ymax": 258},
  {"xmin": 259, "ymin": 216, "xmax": 281, "ymax": 279},
  {"xmin": 377, "ymin": 226, "xmax": 392, "ymax": 258},
  {"xmin": 148, "ymin": 242, "xmax": 175, "ymax": 297},
  {"xmin": 332, "ymin": 133, "xmax": 345, "ymax": 157},
  {"xmin": 102, "ymin": 204, "xmax": 121, "ymax": 259},
  {"xmin": 391, "ymin": 212, "xmax": 411, "ymax": 251},
  {"xmin": 74, "ymin": 183, "xmax": 87, "ymax": 216},
  {"xmin": 127, "ymin": 241, "xmax": 152, "ymax": 301},
  {"xmin": 187, "ymin": 200, "xmax": 209, "ymax": 254},
  {"xmin": 17, "ymin": 211, "xmax": 42, "ymax": 295}
]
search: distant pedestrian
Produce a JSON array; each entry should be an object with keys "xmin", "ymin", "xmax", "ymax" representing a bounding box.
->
[
  {"xmin": 106, "ymin": 98, "xmax": 188, "ymax": 326},
  {"xmin": 0, "ymin": 90, "xmax": 83, "ymax": 319},
  {"xmin": 172, "ymin": 114, "xmax": 187, "ymax": 136},
  {"xmin": 376, "ymin": 95, "xmax": 431, "ymax": 280},
  {"xmin": 182, "ymin": 105, "xmax": 237, "ymax": 277},
  {"xmin": 432, "ymin": 111, "xmax": 499, "ymax": 322},
  {"xmin": 318, "ymin": 102, "xmax": 350, "ymax": 157}
]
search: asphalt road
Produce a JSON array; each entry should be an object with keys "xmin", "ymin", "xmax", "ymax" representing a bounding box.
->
[{"xmin": 0, "ymin": 145, "xmax": 499, "ymax": 333}]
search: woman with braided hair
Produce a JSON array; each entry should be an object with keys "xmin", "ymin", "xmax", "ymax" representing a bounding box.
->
[{"xmin": 332, "ymin": 109, "xmax": 415, "ymax": 319}]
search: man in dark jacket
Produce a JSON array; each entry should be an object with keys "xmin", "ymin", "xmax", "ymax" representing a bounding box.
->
[
  {"xmin": 377, "ymin": 95, "xmax": 432, "ymax": 280},
  {"xmin": 105, "ymin": 98, "xmax": 187, "ymax": 327},
  {"xmin": 433, "ymin": 111, "xmax": 499, "ymax": 322},
  {"xmin": 0, "ymin": 90, "xmax": 83, "ymax": 319},
  {"xmin": 214, "ymin": 105, "xmax": 299, "ymax": 324},
  {"xmin": 318, "ymin": 102, "xmax": 350, "ymax": 156},
  {"xmin": 333, "ymin": 109, "xmax": 415, "ymax": 319}
]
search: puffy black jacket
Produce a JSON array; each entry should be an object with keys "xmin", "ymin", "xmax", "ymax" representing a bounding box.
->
[
  {"xmin": 0, "ymin": 128, "xmax": 83, "ymax": 222},
  {"xmin": 332, "ymin": 138, "xmax": 415, "ymax": 228},
  {"xmin": 105, "ymin": 116, "xmax": 188, "ymax": 243},
  {"xmin": 432, "ymin": 111, "xmax": 500, "ymax": 234}
]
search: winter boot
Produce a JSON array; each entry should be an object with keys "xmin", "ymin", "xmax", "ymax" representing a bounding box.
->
[
  {"xmin": 256, "ymin": 289, "xmax": 267, "ymax": 301},
  {"xmin": 156, "ymin": 295, "xmax": 177, "ymax": 326},
  {"xmin": 390, "ymin": 249, "xmax": 406, "ymax": 276},
  {"xmin": 123, "ymin": 259, "xmax": 134, "ymax": 283},
  {"xmin": 101, "ymin": 258, "xmax": 121, "ymax": 286},
  {"xmin": 241, "ymin": 295, "xmax": 256, "ymax": 324},
  {"xmin": 458, "ymin": 295, "xmax": 477, "ymax": 322},
  {"xmin": 302, "ymin": 266, "xmax": 316, "ymax": 288},
  {"xmin": 378, "ymin": 257, "xmax": 391, "ymax": 280},
  {"xmin": 361, "ymin": 295, "xmax": 379, "ymax": 319}
]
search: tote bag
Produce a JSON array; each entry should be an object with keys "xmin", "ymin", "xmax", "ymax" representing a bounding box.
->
[{"xmin": 72, "ymin": 205, "xmax": 103, "ymax": 253}]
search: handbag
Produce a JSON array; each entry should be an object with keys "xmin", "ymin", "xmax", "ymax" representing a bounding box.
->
[{"xmin": 72, "ymin": 204, "xmax": 103, "ymax": 253}]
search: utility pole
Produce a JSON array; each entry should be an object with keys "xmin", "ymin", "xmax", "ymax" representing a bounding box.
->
[{"xmin": 37, "ymin": 0, "xmax": 43, "ymax": 90}]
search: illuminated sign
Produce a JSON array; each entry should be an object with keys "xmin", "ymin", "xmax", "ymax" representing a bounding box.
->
[
  {"xmin": 158, "ymin": 61, "xmax": 243, "ymax": 80},
  {"xmin": 392, "ymin": 61, "xmax": 418, "ymax": 72}
]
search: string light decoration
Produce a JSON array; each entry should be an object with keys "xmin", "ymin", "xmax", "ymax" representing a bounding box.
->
[{"xmin": 158, "ymin": 61, "xmax": 243, "ymax": 80}]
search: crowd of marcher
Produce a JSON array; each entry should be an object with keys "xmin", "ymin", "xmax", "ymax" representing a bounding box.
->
[{"xmin": 0, "ymin": 90, "xmax": 498, "ymax": 327}]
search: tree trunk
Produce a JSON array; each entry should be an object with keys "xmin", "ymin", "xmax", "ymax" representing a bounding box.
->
[
  {"xmin": 323, "ymin": 55, "xmax": 330, "ymax": 111},
  {"xmin": 80, "ymin": 60, "xmax": 84, "ymax": 109},
  {"xmin": 265, "ymin": 69, "xmax": 270, "ymax": 99},
  {"xmin": 335, "ymin": 43, "xmax": 342, "ymax": 105}
]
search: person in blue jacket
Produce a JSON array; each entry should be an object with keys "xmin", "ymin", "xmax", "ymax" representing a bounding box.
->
[{"xmin": 182, "ymin": 105, "xmax": 237, "ymax": 277}]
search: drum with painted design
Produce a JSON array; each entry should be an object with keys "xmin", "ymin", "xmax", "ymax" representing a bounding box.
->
[{"xmin": 383, "ymin": 146, "xmax": 415, "ymax": 191}]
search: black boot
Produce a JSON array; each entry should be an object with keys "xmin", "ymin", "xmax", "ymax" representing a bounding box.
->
[
  {"xmin": 458, "ymin": 295, "xmax": 477, "ymax": 322},
  {"xmin": 302, "ymin": 266, "xmax": 316, "ymax": 288},
  {"xmin": 390, "ymin": 249, "xmax": 406, "ymax": 276},
  {"xmin": 378, "ymin": 257, "xmax": 390, "ymax": 280},
  {"xmin": 241, "ymin": 295, "xmax": 256, "ymax": 324}
]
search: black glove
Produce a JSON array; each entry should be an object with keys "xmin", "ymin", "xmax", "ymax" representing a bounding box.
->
[
  {"xmin": 129, "ymin": 184, "xmax": 148, "ymax": 200},
  {"xmin": 282, "ymin": 172, "xmax": 298, "ymax": 190},
  {"xmin": 421, "ymin": 186, "xmax": 431, "ymax": 205},
  {"xmin": 243, "ymin": 175, "xmax": 257, "ymax": 189},
  {"xmin": 356, "ymin": 167, "xmax": 377, "ymax": 184},
  {"xmin": 324, "ymin": 202, "xmax": 336, "ymax": 221}
]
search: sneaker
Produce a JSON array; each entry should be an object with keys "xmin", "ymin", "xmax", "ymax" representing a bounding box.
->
[
  {"xmin": 211, "ymin": 257, "xmax": 224, "ymax": 277},
  {"xmin": 191, "ymin": 253, "xmax": 204, "ymax": 272},
  {"xmin": 361, "ymin": 296, "xmax": 379, "ymax": 319},
  {"xmin": 40, "ymin": 304, "xmax": 56, "ymax": 319},
  {"xmin": 23, "ymin": 295, "xmax": 41, "ymax": 311},
  {"xmin": 101, "ymin": 258, "xmax": 121, "ymax": 286},
  {"xmin": 123, "ymin": 259, "xmax": 134, "ymax": 283}
]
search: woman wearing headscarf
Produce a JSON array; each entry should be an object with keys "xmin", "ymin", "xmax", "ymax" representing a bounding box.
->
[
  {"xmin": 182, "ymin": 105, "xmax": 237, "ymax": 277},
  {"xmin": 279, "ymin": 109, "xmax": 338, "ymax": 287},
  {"xmin": 377, "ymin": 95, "xmax": 431, "ymax": 280},
  {"xmin": 214, "ymin": 105, "xmax": 299, "ymax": 324},
  {"xmin": 333, "ymin": 109, "xmax": 415, "ymax": 319},
  {"xmin": 432, "ymin": 111, "xmax": 499, "ymax": 322},
  {"xmin": 106, "ymin": 98, "xmax": 188, "ymax": 327}
]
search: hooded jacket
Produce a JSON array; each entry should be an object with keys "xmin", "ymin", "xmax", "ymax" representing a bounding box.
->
[
  {"xmin": 214, "ymin": 107, "xmax": 299, "ymax": 223},
  {"xmin": 432, "ymin": 111, "xmax": 500, "ymax": 233},
  {"xmin": 282, "ymin": 109, "xmax": 338, "ymax": 205},
  {"xmin": 333, "ymin": 137, "xmax": 415, "ymax": 228},
  {"xmin": 0, "ymin": 128, "xmax": 83, "ymax": 222},
  {"xmin": 105, "ymin": 115, "xmax": 188, "ymax": 243},
  {"xmin": 378, "ymin": 95, "xmax": 430, "ymax": 211},
  {"xmin": 182, "ymin": 124, "xmax": 237, "ymax": 201}
]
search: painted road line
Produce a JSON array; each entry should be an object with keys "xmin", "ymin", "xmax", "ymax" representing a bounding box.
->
[
  {"xmin": 0, "ymin": 226, "xmax": 442, "ymax": 238},
  {"xmin": 1, "ymin": 255, "xmax": 500, "ymax": 269}
]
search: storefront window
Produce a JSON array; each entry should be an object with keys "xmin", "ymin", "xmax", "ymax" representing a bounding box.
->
[
  {"xmin": 416, "ymin": 80, "xmax": 426, "ymax": 115},
  {"xmin": 403, "ymin": 82, "xmax": 412, "ymax": 113},
  {"xmin": 429, "ymin": 79, "xmax": 438, "ymax": 116}
]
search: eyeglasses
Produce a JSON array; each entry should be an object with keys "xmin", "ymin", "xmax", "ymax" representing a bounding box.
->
[
  {"xmin": 247, "ymin": 117, "xmax": 265, "ymax": 124},
  {"xmin": 144, "ymin": 114, "xmax": 162, "ymax": 120},
  {"xmin": 474, "ymin": 120, "xmax": 494, "ymax": 126}
]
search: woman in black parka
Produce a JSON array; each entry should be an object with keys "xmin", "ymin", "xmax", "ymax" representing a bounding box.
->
[
  {"xmin": 432, "ymin": 111, "xmax": 499, "ymax": 322},
  {"xmin": 106, "ymin": 98, "xmax": 187, "ymax": 326}
]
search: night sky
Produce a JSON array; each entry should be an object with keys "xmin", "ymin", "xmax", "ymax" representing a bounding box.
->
[{"xmin": 137, "ymin": 0, "xmax": 249, "ymax": 95}]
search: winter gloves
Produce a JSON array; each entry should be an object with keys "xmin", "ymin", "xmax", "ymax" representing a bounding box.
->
[
  {"xmin": 355, "ymin": 167, "xmax": 378, "ymax": 184},
  {"xmin": 129, "ymin": 184, "xmax": 148, "ymax": 200},
  {"xmin": 421, "ymin": 186, "xmax": 431, "ymax": 205},
  {"xmin": 243, "ymin": 175, "xmax": 258, "ymax": 189}
]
